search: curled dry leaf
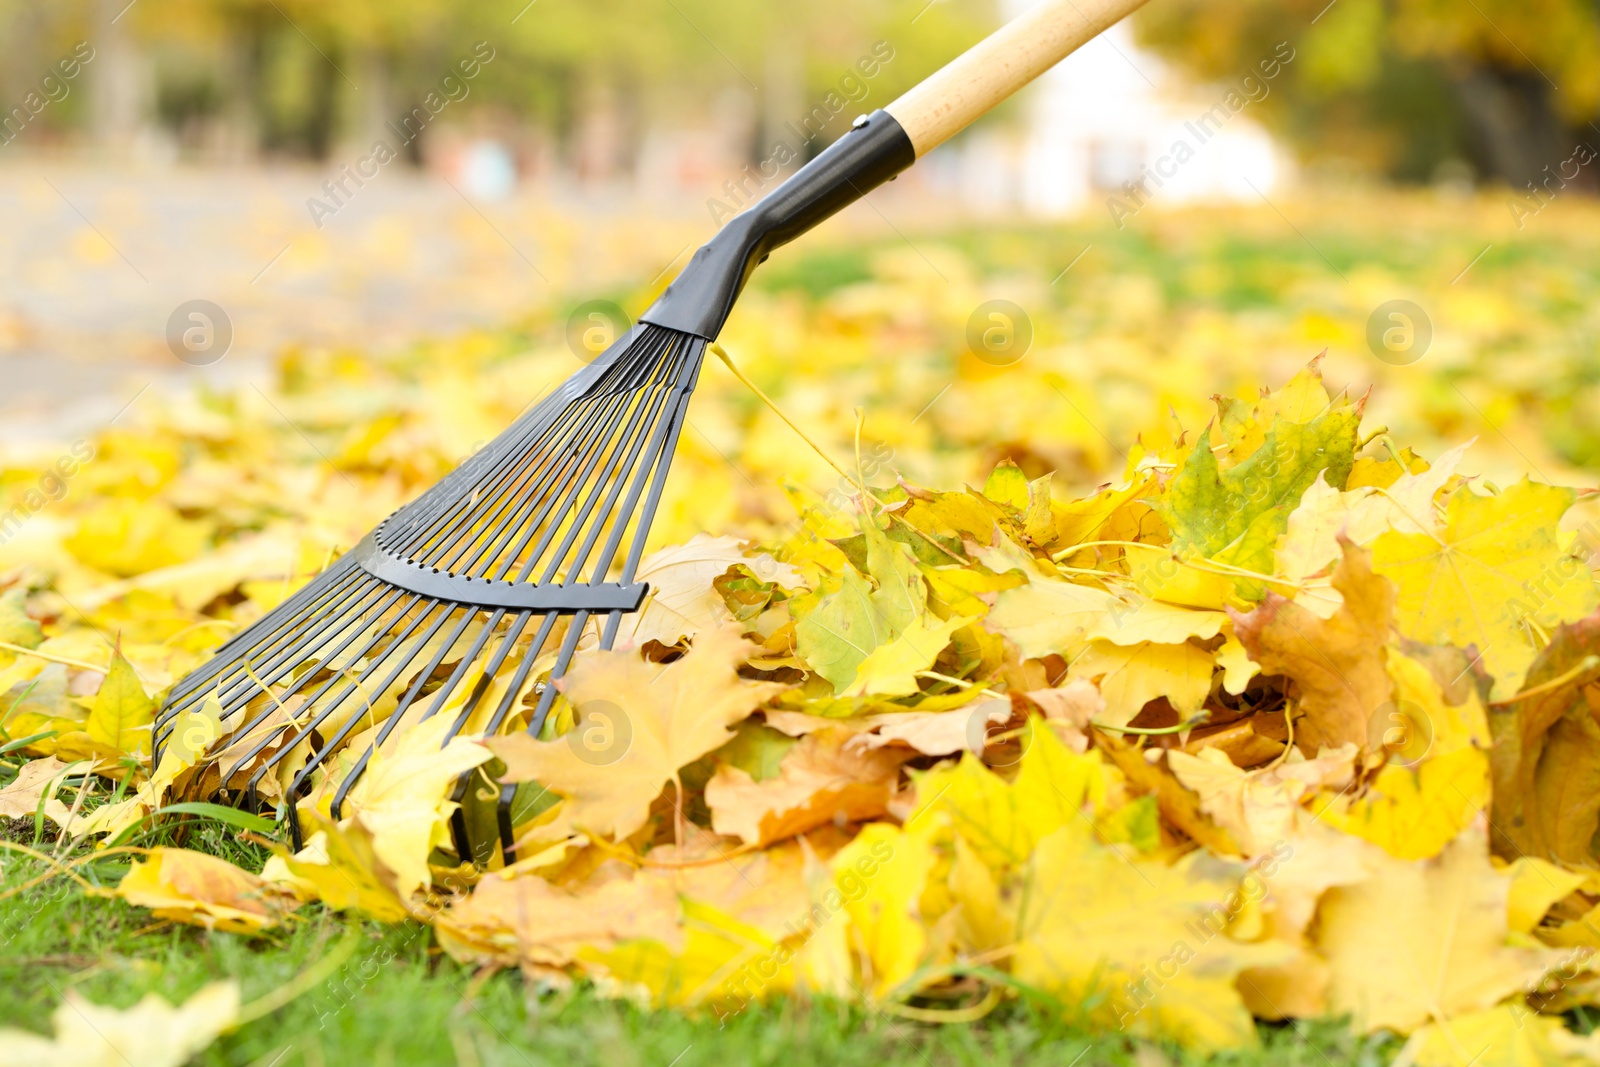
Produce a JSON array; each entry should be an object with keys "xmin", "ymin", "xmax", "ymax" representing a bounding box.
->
[
  {"xmin": 706, "ymin": 727, "xmax": 909, "ymax": 846},
  {"xmin": 1230, "ymin": 541, "xmax": 1395, "ymax": 762}
]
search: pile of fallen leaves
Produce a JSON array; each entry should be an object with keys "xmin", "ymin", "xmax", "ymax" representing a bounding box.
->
[{"xmin": 9, "ymin": 348, "xmax": 1600, "ymax": 1065}]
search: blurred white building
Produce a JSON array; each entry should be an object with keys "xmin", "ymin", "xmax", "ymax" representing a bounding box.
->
[{"xmin": 941, "ymin": 11, "xmax": 1287, "ymax": 219}]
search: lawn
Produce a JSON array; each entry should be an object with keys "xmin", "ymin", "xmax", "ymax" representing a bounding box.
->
[
  {"xmin": 4, "ymin": 187, "xmax": 1600, "ymax": 1066},
  {"xmin": 0, "ymin": 847, "xmax": 1391, "ymax": 1067}
]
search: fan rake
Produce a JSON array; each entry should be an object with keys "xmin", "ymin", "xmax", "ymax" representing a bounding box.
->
[{"xmin": 151, "ymin": 0, "xmax": 1149, "ymax": 864}]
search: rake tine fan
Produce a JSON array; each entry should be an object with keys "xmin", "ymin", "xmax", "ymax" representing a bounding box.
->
[{"xmin": 152, "ymin": 0, "xmax": 1149, "ymax": 864}]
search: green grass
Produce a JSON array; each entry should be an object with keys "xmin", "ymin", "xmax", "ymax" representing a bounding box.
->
[{"xmin": 0, "ymin": 842, "xmax": 1397, "ymax": 1067}]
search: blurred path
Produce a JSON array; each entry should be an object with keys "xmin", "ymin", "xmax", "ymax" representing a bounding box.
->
[{"xmin": 0, "ymin": 162, "xmax": 711, "ymax": 443}]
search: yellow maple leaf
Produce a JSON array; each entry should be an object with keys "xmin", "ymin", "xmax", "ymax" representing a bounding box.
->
[
  {"xmin": 840, "ymin": 612, "xmax": 972, "ymax": 697},
  {"xmin": 338, "ymin": 711, "xmax": 492, "ymax": 898},
  {"xmin": 823, "ymin": 820, "xmax": 938, "ymax": 1000},
  {"xmin": 1505, "ymin": 857, "xmax": 1586, "ymax": 936},
  {"xmin": 1316, "ymin": 829, "xmax": 1562, "ymax": 1034},
  {"xmin": 1087, "ymin": 597, "xmax": 1229, "ymax": 646},
  {"xmin": 1371, "ymin": 478, "xmax": 1596, "ymax": 697},
  {"xmin": 983, "ymin": 575, "xmax": 1118, "ymax": 660},
  {"xmin": 490, "ymin": 625, "xmax": 787, "ymax": 841},
  {"xmin": 0, "ymin": 982, "xmax": 238, "ymax": 1067},
  {"xmin": 910, "ymin": 717, "xmax": 1108, "ymax": 871},
  {"xmin": 584, "ymin": 898, "xmax": 788, "ymax": 1011},
  {"xmin": 1069, "ymin": 639, "xmax": 1214, "ymax": 727},
  {"xmin": 260, "ymin": 812, "xmax": 412, "ymax": 923},
  {"xmin": 1399, "ymin": 1005, "xmax": 1600, "ymax": 1067},
  {"xmin": 114, "ymin": 847, "xmax": 300, "ymax": 933},
  {"xmin": 1013, "ymin": 824, "xmax": 1276, "ymax": 1050},
  {"xmin": 53, "ymin": 652, "xmax": 155, "ymax": 769}
]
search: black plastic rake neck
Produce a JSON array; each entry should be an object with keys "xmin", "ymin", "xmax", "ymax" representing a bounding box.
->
[
  {"xmin": 152, "ymin": 110, "xmax": 916, "ymax": 867},
  {"xmin": 641, "ymin": 110, "xmax": 915, "ymax": 339}
]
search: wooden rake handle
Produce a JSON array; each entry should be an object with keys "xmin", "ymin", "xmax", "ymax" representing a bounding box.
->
[{"xmin": 884, "ymin": 0, "xmax": 1152, "ymax": 157}]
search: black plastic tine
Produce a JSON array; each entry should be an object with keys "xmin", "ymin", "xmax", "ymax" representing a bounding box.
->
[
  {"xmin": 464, "ymin": 337, "xmax": 688, "ymax": 579},
  {"xmin": 209, "ymin": 586, "xmax": 414, "ymax": 787},
  {"xmin": 163, "ymin": 564, "xmax": 379, "ymax": 722},
  {"xmin": 434, "ymin": 329, "xmax": 677, "ymax": 574},
  {"xmin": 229, "ymin": 591, "xmax": 437, "ymax": 799},
  {"xmin": 419, "ymin": 387, "xmax": 632, "ymax": 571},
  {"xmin": 578, "ymin": 338, "xmax": 705, "ymax": 589},
  {"xmin": 244, "ymin": 598, "xmax": 468, "ymax": 812},
  {"xmin": 327, "ymin": 601, "xmax": 515, "ymax": 822},
  {"xmin": 397, "ymin": 329, "xmax": 670, "ymax": 563},
  {"xmin": 527, "ymin": 357, "xmax": 685, "ymax": 586},
  {"xmin": 491, "ymin": 378, "xmax": 672, "ymax": 585},
  {"xmin": 477, "ymin": 612, "xmax": 561, "ymax": 737},
  {"xmin": 541, "ymin": 354, "xmax": 695, "ymax": 588},
  {"xmin": 158, "ymin": 558, "xmax": 361, "ymax": 723},
  {"xmin": 154, "ymin": 564, "xmax": 373, "ymax": 753},
  {"xmin": 198, "ymin": 574, "xmax": 399, "ymax": 733},
  {"xmin": 441, "ymin": 362, "xmax": 660, "ymax": 577},
  {"xmin": 283, "ymin": 601, "xmax": 480, "ymax": 821},
  {"xmin": 499, "ymin": 609, "xmax": 592, "ymax": 862}
]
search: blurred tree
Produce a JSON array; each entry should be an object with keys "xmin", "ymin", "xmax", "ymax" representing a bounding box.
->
[
  {"xmin": 2, "ymin": 0, "xmax": 996, "ymax": 165},
  {"xmin": 1135, "ymin": 0, "xmax": 1600, "ymax": 188}
]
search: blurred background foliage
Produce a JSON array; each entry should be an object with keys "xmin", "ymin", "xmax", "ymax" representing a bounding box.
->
[
  {"xmin": 1140, "ymin": 0, "xmax": 1600, "ymax": 186},
  {"xmin": 0, "ymin": 0, "xmax": 992, "ymax": 167},
  {"xmin": 5, "ymin": 0, "xmax": 1599, "ymax": 186}
]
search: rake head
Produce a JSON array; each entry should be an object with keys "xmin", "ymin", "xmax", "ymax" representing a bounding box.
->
[
  {"xmin": 153, "ymin": 109, "xmax": 917, "ymax": 864},
  {"xmin": 153, "ymin": 325, "xmax": 705, "ymax": 861}
]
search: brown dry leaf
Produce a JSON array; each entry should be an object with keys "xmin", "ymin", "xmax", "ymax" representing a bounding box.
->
[
  {"xmin": 706, "ymin": 727, "xmax": 909, "ymax": 846},
  {"xmin": 1317, "ymin": 828, "xmax": 1564, "ymax": 1034},
  {"xmin": 0, "ymin": 756, "xmax": 75, "ymax": 825},
  {"xmin": 114, "ymin": 847, "xmax": 300, "ymax": 933},
  {"xmin": 1231, "ymin": 541, "xmax": 1394, "ymax": 762},
  {"xmin": 1022, "ymin": 678, "xmax": 1104, "ymax": 751},
  {"xmin": 1096, "ymin": 733, "xmax": 1241, "ymax": 855},
  {"xmin": 491, "ymin": 626, "xmax": 788, "ymax": 841},
  {"xmin": 436, "ymin": 866, "xmax": 683, "ymax": 969},
  {"xmin": 1488, "ymin": 611, "xmax": 1600, "ymax": 865}
]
